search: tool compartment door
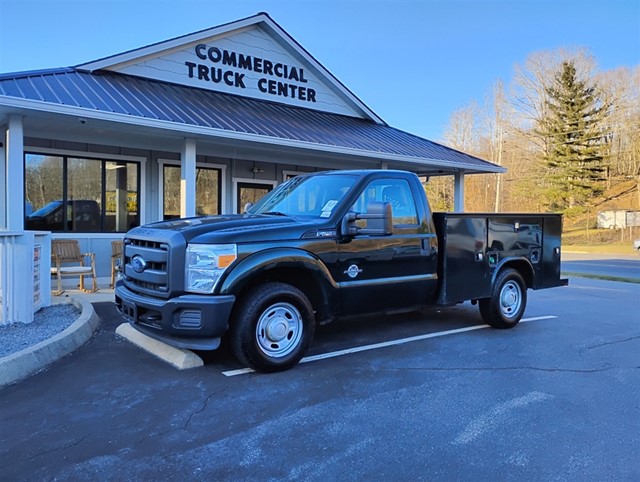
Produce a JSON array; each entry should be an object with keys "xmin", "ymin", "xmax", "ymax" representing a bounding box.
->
[{"xmin": 434, "ymin": 214, "xmax": 490, "ymax": 304}]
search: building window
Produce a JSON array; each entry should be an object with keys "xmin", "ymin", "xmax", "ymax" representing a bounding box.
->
[
  {"xmin": 24, "ymin": 153, "xmax": 140, "ymax": 233},
  {"xmin": 163, "ymin": 164, "xmax": 221, "ymax": 220}
]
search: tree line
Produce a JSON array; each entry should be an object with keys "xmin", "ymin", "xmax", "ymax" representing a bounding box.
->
[{"xmin": 429, "ymin": 48, "xmax": 639, "ymax": 224}]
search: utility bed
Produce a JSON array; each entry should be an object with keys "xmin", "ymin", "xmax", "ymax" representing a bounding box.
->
[{"xmin": 433, "ymin": 213, "xmax": 567, "ymax": 305}]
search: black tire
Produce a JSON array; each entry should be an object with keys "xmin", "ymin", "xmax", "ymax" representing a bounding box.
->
[
  {"xmin": 229, "ymin": 282, "xmax": 315, "ymax": 372},
  {"xmin": 479, "ymin": 268, "xmax": 527, "ymax": 329}
]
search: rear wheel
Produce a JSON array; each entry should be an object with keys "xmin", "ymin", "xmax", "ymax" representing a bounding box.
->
[
  {"xmin": 229, "ymin": 282, "xmax": 315, "ymax": 372},
  {"xmin": 479, "ymin": 268, "xmax": 527, "ymax": 329}
]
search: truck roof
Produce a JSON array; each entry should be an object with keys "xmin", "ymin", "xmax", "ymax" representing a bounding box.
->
[{"xmin": 301, "ymin": 169, "xmax": 415, "ymax": 177}]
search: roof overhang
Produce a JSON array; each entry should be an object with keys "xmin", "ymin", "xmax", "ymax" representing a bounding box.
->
[{"xmin": 0, "ymin": 97, "xmax": 505, "ymax": 176}]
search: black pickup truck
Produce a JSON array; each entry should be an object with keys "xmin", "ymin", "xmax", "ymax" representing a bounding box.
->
[{"xmin": 116, "ymin": 169, "xmax": 567, "ymax": 372}]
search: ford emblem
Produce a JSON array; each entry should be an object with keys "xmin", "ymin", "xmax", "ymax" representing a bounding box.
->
[{"xmin": 131, "ymin": 255, "xmax": 147, "ymax": 273}]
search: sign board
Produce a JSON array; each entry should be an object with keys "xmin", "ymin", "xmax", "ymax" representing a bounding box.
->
[
  {"xmin": 114, "ymin": 27, "xmax": 358, "ymax": 117},
  {"xmin": 33, "ymin": 244, "xmax": 42, "ymax": 311}
]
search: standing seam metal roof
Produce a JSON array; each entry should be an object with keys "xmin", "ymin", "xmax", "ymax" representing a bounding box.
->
[{"xmin": 0, "ymin": 68, "xmax": 499, "ymax": 171}]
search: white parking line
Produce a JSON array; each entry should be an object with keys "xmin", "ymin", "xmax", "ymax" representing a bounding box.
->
[
  {"xmin": 221, "ymin": 315, "xmax": 558, "ymax": 377},
  {"xmin": 569, "ymin": 285, "xmax": 630, "ymax": 292}
]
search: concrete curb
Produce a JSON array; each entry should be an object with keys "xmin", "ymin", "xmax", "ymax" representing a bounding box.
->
[
  {"xmin": 115, "ymin": 323, "xmax": 204, "ymax": 370},
  {"xmin": 0, "ymin": 298, "xmax": 100, "ymax": 389}
]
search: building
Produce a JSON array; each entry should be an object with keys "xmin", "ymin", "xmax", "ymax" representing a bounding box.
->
[{"xmin": 0, "ymin": 12, "xmax": 503, "ymax": 294}]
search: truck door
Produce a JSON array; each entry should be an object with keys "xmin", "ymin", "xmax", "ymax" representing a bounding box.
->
[{"xmin": 337, "ymin": 177, "xmax": 438, "ymax": 316}]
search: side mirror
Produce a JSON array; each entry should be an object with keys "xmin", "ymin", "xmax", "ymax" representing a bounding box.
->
[
  {"xmin": 341, "ymin": 201, "xmax": 393, "ymax": 237},
  {"xmin": 243, "ymin": 202, "xmax": 254, "ymax": 213}
]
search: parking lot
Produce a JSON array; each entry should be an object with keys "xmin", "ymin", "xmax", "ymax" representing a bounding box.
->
[{"xmin": 1, "ymin": 276, "xmax": 639, "ymax": 481}]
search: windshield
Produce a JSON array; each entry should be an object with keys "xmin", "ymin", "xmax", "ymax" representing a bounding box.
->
[
  {"xmin": 29, "ymin": 200, "xmax": 62, "ymax": 218},
  {"xmin": 247, "ymin": 174, "xmax": 357, "ymax": 219}
]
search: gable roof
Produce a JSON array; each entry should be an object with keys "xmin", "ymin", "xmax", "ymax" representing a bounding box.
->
[
  {"xmin": 76, "ymin": 12, "xmax": 384, "ymax": 124},
  {"xmin": 0, "ymin": 13, "xmax": 504, "ymax": 175}
]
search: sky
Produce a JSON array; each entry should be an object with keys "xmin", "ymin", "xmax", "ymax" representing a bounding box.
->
[{"xmin": 0, "ymin": 0, "xmax": 638, "ymax": 141}]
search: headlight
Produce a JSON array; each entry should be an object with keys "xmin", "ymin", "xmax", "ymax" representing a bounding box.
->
[{"xmin": 185, "ymin": 244, "xmax": 237, "ymax": 294}]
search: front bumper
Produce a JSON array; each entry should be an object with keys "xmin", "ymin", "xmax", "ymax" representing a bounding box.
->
[{"xmin": 115, "ymin": 282, "xmax": 235, "ymax": 350}]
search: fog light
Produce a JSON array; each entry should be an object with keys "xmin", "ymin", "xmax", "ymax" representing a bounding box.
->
[{"xmin": 179, "ymin": 310, "xmax": 202, "ymax": 329}]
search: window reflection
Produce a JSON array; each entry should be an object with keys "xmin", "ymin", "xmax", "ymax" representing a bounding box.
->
[
  {"xmin": 106, "ymin": 162, "xmax": 139, "ymax": 231},
  {"xmin": 25, "ymin": 155, "xmax": 63, "ymax": 230},
  {"xmin": 24, "ymin": 153, "xmax": 140, "ymax": 233},
  {"xmin": 68, "ymin": 158, "xmax": 102, "ymax": 231},
  {"xmin": 163, "ymin": 165, "xmax": 220, "ymax": 220},
  {"xmin": 238, "ymin": 183, "xmax": 273, "ymax": 213}
]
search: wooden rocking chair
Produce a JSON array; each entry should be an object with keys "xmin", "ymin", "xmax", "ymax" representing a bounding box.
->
[{"xmin": 51, "ymin": 239, "xmax": 98, "ymax": 295}]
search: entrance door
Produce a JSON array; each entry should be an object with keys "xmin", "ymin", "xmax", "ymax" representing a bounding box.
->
[{"xmin": 236, "ymin": 182, "xmax": 274, "ymax": 213}]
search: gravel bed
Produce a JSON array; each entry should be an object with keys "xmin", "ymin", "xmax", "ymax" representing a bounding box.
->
[{"xmin": 0, "ymin": 304, "xmax": 81, "ymax": 358}]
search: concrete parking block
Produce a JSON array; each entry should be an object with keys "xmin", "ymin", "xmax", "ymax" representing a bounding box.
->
[{"xmin": 115, "ymin": 323, "xmax": 203, "ymax": 370}]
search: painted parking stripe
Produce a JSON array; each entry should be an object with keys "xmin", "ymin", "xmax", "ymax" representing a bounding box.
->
[
  {"xmin": 222, "ymin": 315, "xmax": 558, "ymax": 377},
  {"xmin": 568, "ymin": 284, "xmax": 630, "ymax": 292}
]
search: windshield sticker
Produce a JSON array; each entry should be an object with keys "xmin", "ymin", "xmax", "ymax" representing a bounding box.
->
[
  {"xmin": 320, "ymin": 200, "xmax": 338, "ymax": 218},
  {"xmin": 322, "ymin": 200, "xmax": 338, "ymax": 212}
]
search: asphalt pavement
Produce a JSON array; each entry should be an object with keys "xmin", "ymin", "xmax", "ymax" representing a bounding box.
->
[
  {"xmin": 562, "ymin": 251, "xmax": 640, "ymax": 281},
  {"xmin": 1, "ymin": 272, "xmax": 639, "ymax": 480}
]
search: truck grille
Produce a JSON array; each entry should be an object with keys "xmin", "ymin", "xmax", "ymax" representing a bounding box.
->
[
  {"xmin": 123, "ymin": 236, "xmax": 174, "ymax": 297},
  {"xmin": 128, "ymin": 238, "xmax": 165, "ymax": 250}
]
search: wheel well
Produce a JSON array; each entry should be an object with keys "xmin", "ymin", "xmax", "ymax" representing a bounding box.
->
[
  {"xmin": 498, "ymin": 259, "xmax": 534, "ymax": 288},
  {"xmin": 235, "ymin": 268, "xmax": 329, "ymax": 322}
]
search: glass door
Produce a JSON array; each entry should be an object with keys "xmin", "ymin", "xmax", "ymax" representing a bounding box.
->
[{"xmin": 237, "ymin": 182, "xmax": 274, "ymax": 213}]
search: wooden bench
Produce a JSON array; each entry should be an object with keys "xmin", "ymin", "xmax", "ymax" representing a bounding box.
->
[{"xmin": 51, "ymin": 239, "xmax": 98, "ymax": 295}]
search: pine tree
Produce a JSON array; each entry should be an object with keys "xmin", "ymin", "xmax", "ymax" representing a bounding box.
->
[{"xmin": 537, "ymin": 61, "xmax": 609, "ymax": 212}]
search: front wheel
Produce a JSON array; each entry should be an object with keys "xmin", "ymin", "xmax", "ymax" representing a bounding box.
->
[
  {"xmin": 229, "ymin": 282, "xmax": 315, "ymax": 372},
  {"xmin": 479, "ymin": 268, "xmax": 527, "ymax": 329}
]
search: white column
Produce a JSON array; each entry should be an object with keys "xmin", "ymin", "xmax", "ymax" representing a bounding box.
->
[
  {"xmin": 180, "ymin": 138, "xmax": 196, "ymax": 218},
  {"xmin": 227, "ymin": 157, "xmax": 235, "ymax": 215},
  {"xmin": 6, "ymin": 115, "xmax": 24, "ymax": 230},
  {"xmin": 453, "ymin": 172, "xmax": 465, "ymax": 212},
  {"xmin": 0, "ymin": 125, "xmax": 7, "ymax": 228}
]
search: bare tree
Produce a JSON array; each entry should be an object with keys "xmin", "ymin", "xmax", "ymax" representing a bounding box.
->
[
  {"xmin": 597, "ymin": 66, "xmax": 640, "ymax": 179},
  {"xmin": 443, "ymin": 102, "xmax": 481, "ymax": 153}
]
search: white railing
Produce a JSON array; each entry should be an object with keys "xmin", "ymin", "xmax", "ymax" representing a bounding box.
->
[{"xmin": 0, "ymin": 231, "xmax": 51, "ymax": 325}]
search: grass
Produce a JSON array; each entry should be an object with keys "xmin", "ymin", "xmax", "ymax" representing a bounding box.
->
[
  {"xmin": 562, "ymin": 271, "xmax": 640, "ymax": 284},
  {"xmin": 562, "ymin": 225, "xmax": 639, "ymax": 255},
  {"xmin": 563, "ymin": 243, "xmax": 639, "ymax": 255}
]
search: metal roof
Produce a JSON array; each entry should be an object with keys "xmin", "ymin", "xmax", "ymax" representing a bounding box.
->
[{"xmin": 0, "ymin": 68, "xmax": 503, "ymax": 173}]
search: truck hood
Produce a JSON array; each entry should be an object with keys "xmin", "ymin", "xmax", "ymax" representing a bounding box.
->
[{"xmin": 129, "ymin": 214, "xmax": 328, "ymax": 244}]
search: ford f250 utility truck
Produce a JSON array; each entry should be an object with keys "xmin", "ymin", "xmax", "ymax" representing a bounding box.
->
[{"xmin": 116, "ymin": 169, "xmax": 567, "ymax": 372}]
